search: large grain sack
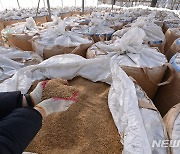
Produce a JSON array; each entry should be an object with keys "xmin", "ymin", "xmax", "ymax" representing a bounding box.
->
[
  {"xmin": 43, "ymin": 43, "xmax": 92, "ymax": 59},
  {"xmin": 163, "ymin": 103, "xmax": 180, "ymax": 154},
  {"xmin": 0, "ymin": 54, "xmax": 166, "ymax": 154},
  {"xmin": 164, "ymin": 28, "xmax": 180, "ymax": 54},
  {"xmin": 26, "ymin": 77, "xmax": 123, "ymax": 154},
  {"xmin": 87, "ymin": 27, "xmax": 168, "ymax": 99},
  {"xmin": 153, "ymin": 53, "xmax": 180, "ymax": 117},
  {"xmin": 71, "ymin": 24, "xmax": 114, "ymax": 42},
  {"xmin": 166, "ymin": 38, "xmax": 180, "ymax": 61},
  {"xmin": 112, "ymin": 17, "xmax": 165, "ymax": 53},
  {"xmin": 32, "ymin": 21, "xmax": 93, "ymax": 59},
  {"xmin": 7, "ymin": 34, "xmax": 33, "ymax": 51},
  {"xmin": 1, "ymin": 17, "xmax": 42, "ymax": 51}
]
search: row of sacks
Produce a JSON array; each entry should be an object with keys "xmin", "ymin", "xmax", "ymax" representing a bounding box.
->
[
  {"xmin": 0, "ymin": 54, "xmax": 174, "ymax": 153},
  {"xmin": 0, "ymin": 10, "xmax": 92, "ymax": 31},
  {"xmin": 2, "ymin": 8, "xmax": 179, "ymax": 54},
  {"xmin": 156, "ymin": 53, "xmax": 180, "ymax": 154},
  {"xmin": 1, "ymin": 13, "xmax": 93, "ymax": 52},
  {"xmin": 1, "ymin": 12, "xmax": 171, "ymax": 58}
]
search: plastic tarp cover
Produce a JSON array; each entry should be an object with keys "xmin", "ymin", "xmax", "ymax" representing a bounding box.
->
[
  {"xmin": 0, "ymin": 54, "xmax": 168, "ymax": 154},
  {"xmin": 0, "ymin": 47, "xmax": 42, "ymax": 82},
  {"xmin": 172, "ymin": 113, "xmax": 180, "ymax": 154},
  {"xmin": 0, "ymin": 56, "xmax": 23, "ymax": 82}
]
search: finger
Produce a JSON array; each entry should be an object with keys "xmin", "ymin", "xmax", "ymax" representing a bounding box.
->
[{"xmin": 41, "ymin": 80, "xmax": 49, "ymax": 88}]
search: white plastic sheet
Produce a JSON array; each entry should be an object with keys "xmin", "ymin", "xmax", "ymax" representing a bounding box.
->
[
  {"xmin": 87, "ymin": 27, "xmax": 167, "ymax": 68},
  {"xmin": 131, "ymin": 17, "xmax": 165, "ymax": 42},
  {"xmin": 32, "ymin": 22, "xmax": 92, "ymax": 56},
  {"xmin": 135, "ymin": 84, "xmax": 168, "ymax": 154},
  {"xmin": 0, "ymin": 46, "xmax": 42, "ymax": 82},
  {"xmin": 0, "ymin": 54, "xmax": 167, "ymax": 154},
  {"xmin": 113, "ymin": 17, "xmax": 165, "ymax": 43},
  {"xmin": 0, "ymin": 56, "xmax": 23, "ymax": 82},
  {"xmin": 172, "ymin": 113, "xmax": 180, "ymax": 154}
]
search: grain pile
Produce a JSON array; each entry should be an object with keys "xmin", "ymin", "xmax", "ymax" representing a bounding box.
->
[
  {"xmin": 26, "ymin": 77, "xmax": 123, "ymax": 154},
  {"xmin": 41, "ymin": 78, "xmax": 77, "ymax": 101}
]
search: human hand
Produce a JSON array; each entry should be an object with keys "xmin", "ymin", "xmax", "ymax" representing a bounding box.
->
[
  {"xmin": 35, "ymin": 97, "xmax": 77, "ymax": 116},
  {"xmin": 29, "ymin": 80, "xmax": 48, "ymax": 105}
]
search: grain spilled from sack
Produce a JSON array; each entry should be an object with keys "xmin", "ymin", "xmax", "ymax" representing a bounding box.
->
[{"xmin": 26, "ymin": 77, "xmax": 123, "ymax": 154}]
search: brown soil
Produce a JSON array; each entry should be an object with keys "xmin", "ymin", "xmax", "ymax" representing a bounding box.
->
[{"xmin": 26, "ymin": 77, "xmax": 123, "ymax": 154}]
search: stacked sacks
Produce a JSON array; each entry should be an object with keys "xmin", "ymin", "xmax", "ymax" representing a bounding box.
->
[
  {"xmin": 1, "ymin": 17, "xmax": 43, "ymax": 51},
  {"xmin": 0, "ymin": 46, "xmax": 42, "ymax": 83},
  {"xmin": 154, "ymin": 53, "xmax": 180, "ymax": 117},
  {"xmin": 164, "ymin": 103, "xmax": 180, "ymax": 154},
  {"xmin": 31, "ymin": 20, "xmax": 93, "ymax": 59},
  {"xmin": 112, "ymin": 17, "xmax": 165, "ymax": 53},
  {"xmin": 164, "ymin": 28, "xmax": 180, "ymax": 54},
  {"xmin": 87, "ymin": 27, "xmax": 169, "ymax": 99},
  {"xmin": 166, "ymin": 38, "xmax": 180, "ymax": 61}
]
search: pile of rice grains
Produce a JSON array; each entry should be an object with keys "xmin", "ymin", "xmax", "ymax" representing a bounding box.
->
[
  {"xmin": 41, "ymin": 78, "xmax": 77, "ymax": 101},
  {"xmin": 26, "ymin": 77, "xmax": 123, "ymax": 154}
]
